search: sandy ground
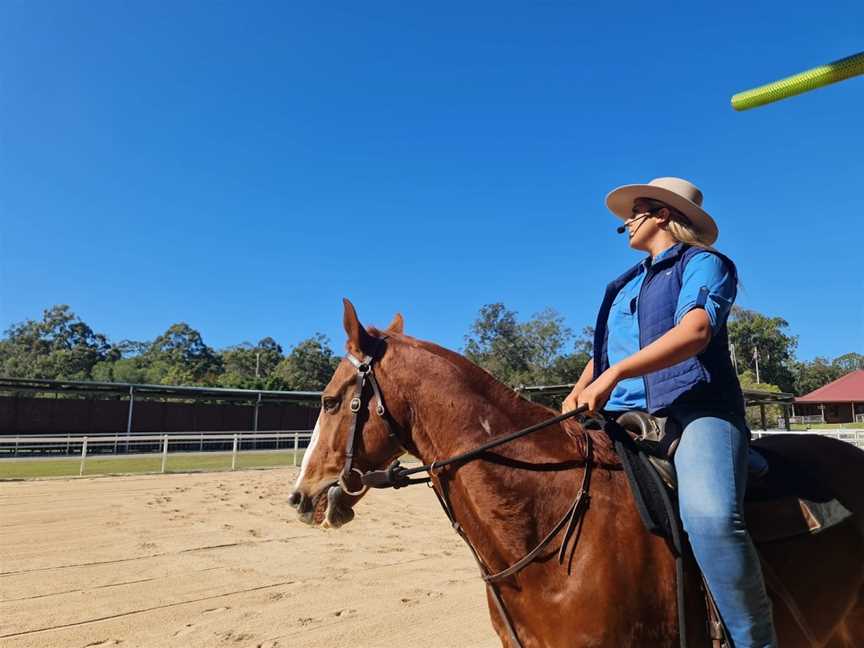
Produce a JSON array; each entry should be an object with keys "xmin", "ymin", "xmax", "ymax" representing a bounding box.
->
[{"xmin": 0, "ymin": 468, "xmax": 499, "ymax": 648}]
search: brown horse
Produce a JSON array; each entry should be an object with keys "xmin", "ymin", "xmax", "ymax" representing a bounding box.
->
[{"xmin": 290, "ymin": 300, "xmax": 864, "ymax": 647}]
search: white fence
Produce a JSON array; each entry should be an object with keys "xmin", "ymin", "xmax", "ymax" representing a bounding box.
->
[
  {"xmin": 785, "ymin": 415, "xmax": 826, "ymax": 425},
  {"xmin": 6, "ymin": 428, "xmax": 864, "ymax": 478},
  {"xmin": 1, "ymin": 429, "xmax": 313, "ymax": 455},
  {"xmin": 0, "ymin": 430, "xmax": 314, "ymax": 476}
]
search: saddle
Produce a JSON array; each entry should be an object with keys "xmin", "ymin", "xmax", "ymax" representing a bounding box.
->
[{"xmin": 608, "ymin": 410, "xmax": 853, "ymax": 648}]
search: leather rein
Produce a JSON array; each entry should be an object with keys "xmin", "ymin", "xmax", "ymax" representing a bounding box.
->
[{"xmin": 338, "ymin": 338, "xmax": 594, "ymax": 648}]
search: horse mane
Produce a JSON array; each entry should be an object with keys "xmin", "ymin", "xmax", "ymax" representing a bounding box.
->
[{"xmin": 367, "ymin": 326, "xmax": 619, "ymax": 467}]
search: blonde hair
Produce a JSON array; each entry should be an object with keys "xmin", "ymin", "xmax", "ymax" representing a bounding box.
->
[
  {"xmin": 665, "ymin": 209, "xmax": 716, "ymax": 251},
  {"xmin": 663, "ymin": 206, "xmax": 741, "ymax": 288}
]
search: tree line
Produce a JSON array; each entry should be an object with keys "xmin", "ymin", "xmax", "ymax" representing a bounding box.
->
[
  {"xmin": 1, "ymin": 304, "xmax": 860, "ymax": 398},
  {"xmin": 0, "ymin": 305, "xmax": 339, "ymax": 391}
]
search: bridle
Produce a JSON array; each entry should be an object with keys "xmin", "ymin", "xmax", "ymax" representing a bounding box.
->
[
  {"xmin": 338, "ymin": 336, "xmax": 403, "ymax": 496},
  {"xmin": 336, "ymin": 337, "xmax": 594, "ymax": 648}
]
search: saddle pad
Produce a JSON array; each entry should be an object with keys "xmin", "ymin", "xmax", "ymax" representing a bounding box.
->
[
  {"xmin": 746, "ymin": 497, "xmax": 852, "ymax": 544},
  {"xmin": 606, "ymin": 420, "xmax": 679, "ymax": 545}
]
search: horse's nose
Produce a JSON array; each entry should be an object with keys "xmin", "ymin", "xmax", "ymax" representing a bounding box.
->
[
  {"xmin": 288, "ymin": 490, "xmax": 315, "ymax": 524},
  {"xmin": 289, "ymin": 490, "xmax": 313, "ymax": 515}
]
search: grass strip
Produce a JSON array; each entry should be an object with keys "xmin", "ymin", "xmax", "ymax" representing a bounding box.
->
[{"xmin": 0, "ymin": 451, "xmax": 304, "ymax": 480}]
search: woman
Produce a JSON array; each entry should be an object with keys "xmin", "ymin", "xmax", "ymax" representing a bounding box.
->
[{"xmin": 562, "ymin": 177, "xmax": 777, "ymax": 647}]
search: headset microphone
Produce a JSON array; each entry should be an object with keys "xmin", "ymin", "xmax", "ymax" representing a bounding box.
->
[{"xmin": 616, "ymin": 212, "xmax": 651, "ymax": 236}]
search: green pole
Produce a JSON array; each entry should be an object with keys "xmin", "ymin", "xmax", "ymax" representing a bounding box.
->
[{"xmin": 732, "ymin": 51, "xmax": 864, "ymax": 111}]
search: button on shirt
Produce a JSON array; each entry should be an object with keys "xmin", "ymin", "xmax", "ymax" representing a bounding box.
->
[{"xmin": 604, "ymin": 244, "xmax": 737, "ymax": 412}]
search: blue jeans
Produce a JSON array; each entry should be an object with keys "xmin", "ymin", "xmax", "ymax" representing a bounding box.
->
[{"xmin": 671, "ymin": 407, "xmax": 778, "ymax": 648}]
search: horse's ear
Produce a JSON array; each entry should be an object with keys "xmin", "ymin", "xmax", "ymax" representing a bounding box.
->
[
  {"xmin": 385, "ymin": 313, "xmax": 404, "ymax": 334},
  {"xmin": 342, "ymin": 298, "xmax": 374, "ymax": 355}
]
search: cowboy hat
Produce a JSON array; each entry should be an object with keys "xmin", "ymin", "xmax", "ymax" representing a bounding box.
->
[{"xmin": 605, "ymin": 177, "xmax": 718, "ymax": 245}]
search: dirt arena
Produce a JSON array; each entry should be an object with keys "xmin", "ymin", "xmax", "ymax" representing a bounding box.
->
[{"xmin": 0, "ymin": 468, "xmax": 499, "ymax": 648}]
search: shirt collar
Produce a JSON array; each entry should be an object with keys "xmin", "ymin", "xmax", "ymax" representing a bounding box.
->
[{"xmin": 641, "ymin": 242, "xmax": 682, "ymax": 270}]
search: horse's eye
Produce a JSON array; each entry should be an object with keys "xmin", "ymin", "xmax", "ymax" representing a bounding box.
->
[{"xmin": 322, "ymin": 397, "xmax": 340, "ymax": 413}]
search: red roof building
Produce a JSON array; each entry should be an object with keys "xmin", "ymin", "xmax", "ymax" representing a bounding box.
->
[{"xmin": 793, "ymin": 370, "xmax": 864, "ymax": 424}]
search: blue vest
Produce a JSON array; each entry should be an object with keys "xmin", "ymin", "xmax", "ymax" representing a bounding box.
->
[{"xmin": 592, "ymin": 244, "xmax": 745, "ymax": 417}]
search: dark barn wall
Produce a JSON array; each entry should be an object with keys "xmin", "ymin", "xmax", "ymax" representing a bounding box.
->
[
  {"xmin": 0, "ymin": 396, "xmax": 319, "ymax": 436},
  {"xmin": 794, "ymin": 402, "xmax": 861, "ymax": 424}
]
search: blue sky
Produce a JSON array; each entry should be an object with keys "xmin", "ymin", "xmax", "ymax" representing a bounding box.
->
[{"xmin": 1, "ymin": 2, "xmax": 862, "ymax": 362}]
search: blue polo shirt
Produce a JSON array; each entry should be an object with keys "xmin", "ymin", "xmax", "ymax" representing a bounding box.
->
[{"xmin": 604, "ymin": 244, "xmax": 737, "ymax": 412}]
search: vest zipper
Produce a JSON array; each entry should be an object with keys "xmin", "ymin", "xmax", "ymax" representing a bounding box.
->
[{"xmin": 637, "ymin": 265, "xmax": 652, "ymax": 410}]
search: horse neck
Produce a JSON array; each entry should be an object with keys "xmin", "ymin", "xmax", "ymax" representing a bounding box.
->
[
  {"xmin": 390, "ymin": 340, "xmax": 567, "ymax": 460},
  {"xmin": 389, "ymin": 339, "xmax": 597, "ymax": 569}
]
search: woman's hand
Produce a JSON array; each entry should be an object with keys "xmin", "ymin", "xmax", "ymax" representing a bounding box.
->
[
  {"xmin": 561, "ymin": 358, "xmax": 595, "ymax": 414},
  {"xmin": 576, "ymin": 368, "xmax": 620, "ymax": 415},
  {"xmin": 561, "ymin": 386, "xmax": 583, "ymax": 414}
]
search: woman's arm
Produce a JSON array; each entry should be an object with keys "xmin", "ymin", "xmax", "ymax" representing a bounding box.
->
[
  {"xmin": 614, "ymin": 308, "xmax": 711, "ymax": 379},
  {"xmin": 577, "ymin": 308, "xmax": 712, "ymax": 413},
  {"xmin": 561, "ymin": 358, "xmax": 594, "ymax": 413}
]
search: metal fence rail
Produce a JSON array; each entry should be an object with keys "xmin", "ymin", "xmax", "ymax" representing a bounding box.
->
[
  {"xmin": 0, "ymin": 429, "xmax": 315, "ymax": 457},
  {"xmin": 0, "ymin": 430, "xmax": 314, "ymax": 476},
  {"xmin": 786, "ymin": 415, "xmax": 826, "ymax": 424},
  {"xmin": 6, "ymin": 428, "xmax": 863, "ymax": 479}
]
